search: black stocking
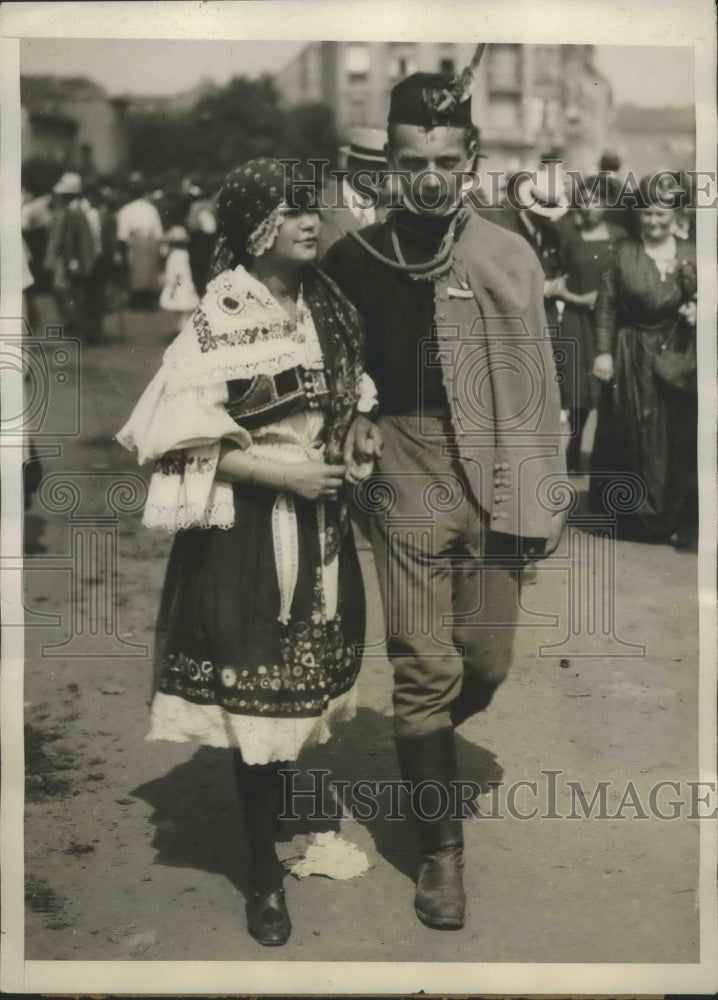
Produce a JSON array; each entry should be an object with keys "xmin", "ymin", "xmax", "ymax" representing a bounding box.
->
[{"xmin": 232, "ymin": 751, "xmax": 287, "ymax": 893}]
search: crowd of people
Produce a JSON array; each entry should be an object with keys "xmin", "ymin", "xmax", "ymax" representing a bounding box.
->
[
  {"xmin": 21, "ymin": 127, "xmax": 698, "ymax": 553},
  {"xmin": 482, "ymin": 157, "xmax": 698, "ymax": 549},
  {"xmin": 21, "ymin": 168, "xmax": 220, "ymax": 342}
]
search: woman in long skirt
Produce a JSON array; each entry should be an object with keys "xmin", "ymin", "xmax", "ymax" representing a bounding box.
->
[
  {"xmin": 554, "ymin": 174, "xmax": 626, "ymax": 472},
  {"xmin": 117, "ymin": 158, "xmax": 378, "ymax": 946},
  {"xmin": 591, "ymin": 174, "xmax": 697, "ymax": 543}
]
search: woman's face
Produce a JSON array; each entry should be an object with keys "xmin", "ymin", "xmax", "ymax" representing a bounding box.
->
[
  {"xmin": 578, "ymin": 194, "xmax": 606, "ymax": 229},
  {"xmin": 638, "ymin": 206, "xmax": 674, "ymax": 243},
  {"xmin": 579, "ymin": 200, "xmax": 606, "ymax": 228},
  {"xmin": 263, "ymin": 209, "xmax": 320, "ymax": 266}
]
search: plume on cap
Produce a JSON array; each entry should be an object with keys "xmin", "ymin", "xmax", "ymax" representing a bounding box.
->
[{"xmin": 422, "ymin": 43, "xmax": 486, "ymax": 118}]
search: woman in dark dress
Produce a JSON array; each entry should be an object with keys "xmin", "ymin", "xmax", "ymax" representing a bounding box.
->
[
  {"xmin": 118, "ymin": 159, "xmax": 376, "ymax": 946},
  {"xmin": 590, "ymin": 174, "xmax": 697, "ymax": 543},
  {"xmin": 555, "ymin": 174, "xmax": 626, "ymax": 472}
]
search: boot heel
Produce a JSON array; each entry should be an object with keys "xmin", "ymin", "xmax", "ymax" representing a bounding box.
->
[
  {"xmin": 395, "ymin": 729, "xmax": 466, "ymax": 930},
  {"xmin": 414, "ymin": 845, "xmax": 466, "ymax": 929}
]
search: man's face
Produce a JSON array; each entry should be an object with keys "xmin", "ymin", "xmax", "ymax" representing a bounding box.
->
[{"xmin": 387, "ymin": 124, "xmax": 474, "ymax": 217}]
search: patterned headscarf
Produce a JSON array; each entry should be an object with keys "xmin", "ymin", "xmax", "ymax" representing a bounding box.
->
[{"xmin": 210, "ymin": 157, "xmax": 317, "ymax": 277}]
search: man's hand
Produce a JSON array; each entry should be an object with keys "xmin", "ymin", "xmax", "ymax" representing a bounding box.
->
[
  {"xmin": 344, "ymin": 415, "xmax": 383, "ymax": 483},
  {"xmin": 543, "ymin": 507, "xmax": 568, "ymax": 558}
]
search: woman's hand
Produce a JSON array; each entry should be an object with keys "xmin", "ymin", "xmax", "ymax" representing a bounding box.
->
[
  {"xmin": 592, "ymin": 353, "xmax": 614, "ymax": 382},
  {"xmin": 556, "ymin": 281, "xmax": 598, "ymax": 310},
  {"xmin": 217, "ymin": 445, "xmax": 346, "ymax": 501},
  {"xmin": 282, "ymin": 460, "xmax": 347, "ymax": 502},
  {"xmin": 544, "ymin": 274, "xmax": 568, "ymax": 299},
  {"xmin": 679, "ymin": 299, "xmax": 697, "ymax": 327}
]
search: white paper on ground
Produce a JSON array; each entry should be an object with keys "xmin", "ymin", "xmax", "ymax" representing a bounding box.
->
[{"xmin": 278, "ymin": 831, "xmax": 371, "ymax": 880}]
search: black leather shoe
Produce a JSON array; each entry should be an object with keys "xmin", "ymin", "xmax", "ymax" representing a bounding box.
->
[
  {"xmin": 246, "ymin": 888, "xmax": 292, "ymax": 946},
  {"xmin": 414, "ymin": 844, "xmax": 466, "ymax": 929}
]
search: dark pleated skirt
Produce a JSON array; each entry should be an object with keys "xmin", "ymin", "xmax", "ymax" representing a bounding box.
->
[
  {"xmin": 590, "ymin": 324, "xmax": 697, "ymax": 539},
  {"xmin": 152, "ymin": 482, "xmax": 365, "ymax": 721}
]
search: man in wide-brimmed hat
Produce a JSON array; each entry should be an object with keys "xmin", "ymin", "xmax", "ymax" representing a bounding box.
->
[
  {"xmin": 493, "ymin": 163, "xmax": 571, "ymax": 329},
  {"xmin": 44, "ymin": 172, "xmax": 98, "ymax": 340},
  {"xmin": 323, "ymin": 69, "xmax": 567, "ymax": 931},
  {"xmin": 316, "ymin": 127, "xmax": 388, "ymax": 257}
]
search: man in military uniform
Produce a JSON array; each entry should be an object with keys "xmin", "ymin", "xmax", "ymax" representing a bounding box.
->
[{"xmin": 322, "ymin": 71, "xmax": 567, "ymax": 931}]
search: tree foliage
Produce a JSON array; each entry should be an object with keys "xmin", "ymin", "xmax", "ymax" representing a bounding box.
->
[{"xmin": 126, "ymin": 74, "xmax": 339, "ymax": 182}]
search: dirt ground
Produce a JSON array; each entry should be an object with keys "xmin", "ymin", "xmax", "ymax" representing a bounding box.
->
[{"xmin": 21, "ymin": 296, "xmax": 702, "ymax": 966}]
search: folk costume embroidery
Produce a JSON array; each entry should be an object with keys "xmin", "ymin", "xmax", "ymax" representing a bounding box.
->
[{"xmin": 117, "ymin": 254, "xmax": 367, "ymax": 764}]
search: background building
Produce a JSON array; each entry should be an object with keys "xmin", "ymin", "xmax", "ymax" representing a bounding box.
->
[
  {"xmin": 610, "ymin": 104, "xmax": 696, "ymax": 177},
  {"xmin": 21, "ymin": 75, "xmax": 129, "ymax": 177},
  {"xmin": 275, "ymin": 42, "xmax": 614, "ymax": 174}
]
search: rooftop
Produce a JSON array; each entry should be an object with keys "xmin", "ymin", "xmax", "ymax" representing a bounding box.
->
[{"xmin": 21, "ymin": 74, "xmax": 108, "ymax": 108}]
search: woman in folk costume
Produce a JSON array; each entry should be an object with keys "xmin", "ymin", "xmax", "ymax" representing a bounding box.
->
[
  {"xmin": 159, "ymin": 225, "xmax": 200, "ymax": 335},
  {"xmin": 117, "ymin": 158, "xmax": 375, "ymax": 946}
]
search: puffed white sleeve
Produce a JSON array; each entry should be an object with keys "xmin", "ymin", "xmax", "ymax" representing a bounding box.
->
[{"xmin": 116, "ymin": 365, "xmax": 252, "ymax": 534}]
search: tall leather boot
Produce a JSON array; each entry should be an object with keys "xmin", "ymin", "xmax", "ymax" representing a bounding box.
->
[{"xmin": 395, "ymin": 727, "xmax": 465, "ymax": 929}]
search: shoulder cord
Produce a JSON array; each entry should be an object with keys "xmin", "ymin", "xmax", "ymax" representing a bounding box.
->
[{"xmin": 348, "ymin": 209, "xmax": 466, "ymax": 282}]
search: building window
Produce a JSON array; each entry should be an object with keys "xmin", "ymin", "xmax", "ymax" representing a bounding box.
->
[
  {"xmin": 345, "ymin": 43, "xmax": 370, "ymax": 83},
  {"xmin": 348, "ymin": 98, "xmax": 367, "ymax": 126},
  {"xmin": 488, "ymin": 44, "xmax": 520, "ymax": 90},
  {"xmin": 490, "ymin": 96, "xmax": 521, "ymax": 132},
  {"xmin": 534, "ymin": 46, "xmax": 560, "ymax": 83},
  {"xmin": 389, "ymin": 45, "xmax": 417, "ymax": 81},
  {"xmin": 80, "ymin": 142, "xmax": 93, "ymax": 172},
  {"xmin": 439, "ymin": 57, "xmax": 455, "ymax": 75}
]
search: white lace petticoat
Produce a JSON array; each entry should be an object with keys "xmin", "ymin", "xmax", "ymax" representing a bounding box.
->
[{"xmin": 146, "ymin": 686, "xmax": 357, "ymax": 764}]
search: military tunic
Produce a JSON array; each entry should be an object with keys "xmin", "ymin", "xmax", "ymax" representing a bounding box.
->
[{"xmin": 322, "ymin": 207, "xmax": 565, "ymax": 735}]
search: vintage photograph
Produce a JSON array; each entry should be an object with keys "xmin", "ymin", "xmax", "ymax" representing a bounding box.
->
[{"xmin": 1, "ymin": 1, "xmax": 716, "ymax": 995}]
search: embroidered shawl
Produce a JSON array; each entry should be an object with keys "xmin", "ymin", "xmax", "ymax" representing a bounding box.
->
[{"xmin": 117, "ymin": 263, "xmax": 365, "ymax": 559}]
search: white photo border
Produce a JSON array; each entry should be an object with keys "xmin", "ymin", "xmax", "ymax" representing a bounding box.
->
[{"xmin": 1, "ymin": 0, "xmax": 716, "ymax": 994}]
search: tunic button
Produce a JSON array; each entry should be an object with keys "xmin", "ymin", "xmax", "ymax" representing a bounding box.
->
[{"xmin": 491, "ymin": 512, "xmax": 500, "ymax": 520}]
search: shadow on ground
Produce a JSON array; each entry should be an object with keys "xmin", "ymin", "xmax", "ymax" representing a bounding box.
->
[{"xmin": 132, "ymin": 707, "xmax": 504, "ymax": 894}]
